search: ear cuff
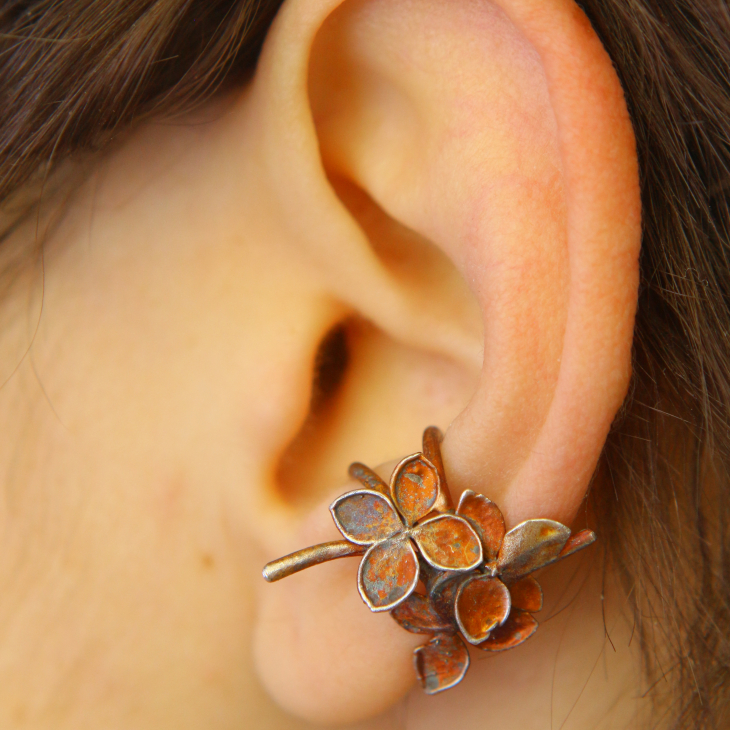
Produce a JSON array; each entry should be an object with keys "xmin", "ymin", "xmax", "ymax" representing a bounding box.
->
[{"xmin": 262, "ymin": 426, "xmax": 596, "ymax": 694}]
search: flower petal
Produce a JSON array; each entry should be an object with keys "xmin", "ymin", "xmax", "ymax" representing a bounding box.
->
[
  {"xmin": 414, "ymin": 633, "xmax": 470, "ymax": 694},
  {"xmin": 456, "ymin": 490, "xmax": 505, "ymax": 561},
  {"xmin": 508, "ymin": 576, "xmax": 543, "ymax": 612},
  {"xmin": 391, "ymin": 593, "xmax": 452, "ymax": 634},
  {"xmin": 330, "ymin": 490, "xmax": 403, "ymax": 545},
  {"xmin": 455, "ymin": 575, "xmax": 511, "ymax": 645},
  {"xmin": 391, "ymin": 454, "xmax": 440, "ymax": 526},
  {"xmin": 348, "ymin": 462, "xmax": 390, "ymax": 496},
  {"xmin": 358, "ymin": 538, "xmax": 419, "ymax": 612},
  {"xmin": 497, "ymin": 519, "xmax": 570, "ymax": 581},
  {"xmin": 412, "ymin": 514, "xmax": 483, "ymax": 571},
  {"xmin": 427, "ymin": 570, "xmax": 467, "ymax": 617},
  {"xmin": 477, "ymin": 609, "xmax": 538, "ymax": 652}
]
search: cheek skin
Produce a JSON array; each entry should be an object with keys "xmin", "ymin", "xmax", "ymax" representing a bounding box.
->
[{"xmin": 0, "ymin": 116, "xmax": 349, "ymax": 728}]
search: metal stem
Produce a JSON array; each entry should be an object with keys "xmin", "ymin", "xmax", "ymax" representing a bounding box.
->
[
  {"xmin": 262, "ymin": 540, "xmax": 366, "ymax": 582},
  {"xmin": 423, "ymin": 425, "xmax": 454, "ymax": 511}
]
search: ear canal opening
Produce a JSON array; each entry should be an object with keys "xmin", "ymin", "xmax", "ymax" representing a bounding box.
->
[
  {"xmin": 310, "ymin": 322, "xmax": 350, "ymax": 412},
  {"xmin": 276, "ymin": 318, "xmax": 355, "ymax": 508}
]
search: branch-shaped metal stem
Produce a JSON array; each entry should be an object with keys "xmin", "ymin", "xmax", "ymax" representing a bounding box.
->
[{"xmin": 262, "ymin": 540, "xmax": 366, "ymax": 582}]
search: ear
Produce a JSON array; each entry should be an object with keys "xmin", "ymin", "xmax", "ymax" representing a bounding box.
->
[{"xmin": 244, "ymin": 0, "xmax": 640, "ymax": 723}]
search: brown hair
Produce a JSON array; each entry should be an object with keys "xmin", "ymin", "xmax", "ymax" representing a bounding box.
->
[
  {"xmin": 1, "ymin": 0, "xmax": 729, "ymax": 726},
  {"xmin": 585, "ymin": 2, "xmax": 730, "ymax": 725}
]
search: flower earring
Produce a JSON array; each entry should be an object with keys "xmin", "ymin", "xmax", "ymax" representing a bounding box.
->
[{"xmin": 263, "ymin": 426, "xmax": 596, "ymax": 694}]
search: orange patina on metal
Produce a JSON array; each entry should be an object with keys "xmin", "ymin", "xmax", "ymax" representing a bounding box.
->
[{"xmin": 262, "ymin": 426, "xmax": 598, "ymax": 694}]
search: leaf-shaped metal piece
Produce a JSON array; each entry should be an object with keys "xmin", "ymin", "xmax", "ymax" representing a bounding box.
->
[
  {"xmin": 330, "ymin": 490, "xmax": 403, "ymax": 545},
  {"xmin": 456, "ymin": 490, "xmax": 506, "ymax": 561},
  {"xmin": 391, "ymin": 454, "xmax": 440, "ymax": 526},
  {"xmin": 455, "ymin": 575, "xmax": 511, "ymax": 645},
  {"xmin": 391, "ymin": 593, "xmax": 452, "ymax": 634},
  {"xmin": 477, "ymin": 609, "xmax": 538, "ymax": 652},
  {"xmin": 508, "ymin": 575, "xmax": 543, "ymax": 612},
  {"xmin": 497, "ymin": 519, "xmax": 570, "ymax": 581},
  {"xmin": 358, "ymin": 538, "xmax": 419, "ymax": 611},
  {"xmin": 348, "ymin": 462, "xmax": 390, "ymax": 496},
  {"xmin": 558, "ymin": 528, "xmax": 596, "ymax": 559},
  {"xmin": 414, "ymin": 633, "xmax": 470, "ymax": 695},
  {"xmin": 413, "ymin": 514, "xmax": 483, "ymax": 571}
]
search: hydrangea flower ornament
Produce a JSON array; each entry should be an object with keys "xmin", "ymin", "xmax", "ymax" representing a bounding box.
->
[
  {"xmin": 262, "ymin": 426, "xmax": 596, "ymax": 694},
  {"xmin": 330, "ymin": 452, "xmax": 483, "ymax": 611},
  {"xmin": 391, "ymin": 488, "xmax": 596, "ymax": 692}
]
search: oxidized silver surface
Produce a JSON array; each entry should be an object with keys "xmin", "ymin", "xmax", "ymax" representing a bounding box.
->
[{"xmin": 262, "ymin": 426, "xmax": 596, "ymax": 694}]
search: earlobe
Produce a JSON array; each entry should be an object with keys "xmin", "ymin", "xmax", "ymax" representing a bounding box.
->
[{"xmin": 246, "ymin": 0, "xmax": 640, "ymax": 723}]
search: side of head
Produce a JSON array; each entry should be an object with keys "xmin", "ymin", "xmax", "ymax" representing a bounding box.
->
[{"xmin": 0, "ymin": 1, "xmax": 728, "ymax": 728}]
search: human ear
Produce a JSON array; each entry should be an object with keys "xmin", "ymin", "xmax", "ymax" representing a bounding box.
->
[{"xmin": 242, "ymin": 0, "xmax": 640, "ymax": 723}]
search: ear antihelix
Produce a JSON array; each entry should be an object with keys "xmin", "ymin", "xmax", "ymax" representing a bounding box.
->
[{"xmin": 302, "ymin": 0, "xmax": 640, "ymax": 528}]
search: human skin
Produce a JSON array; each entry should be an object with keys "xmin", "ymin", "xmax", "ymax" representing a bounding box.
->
[{"xmin": 0, "ymin": 0, "xmax": 646, "ymax": 728}]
